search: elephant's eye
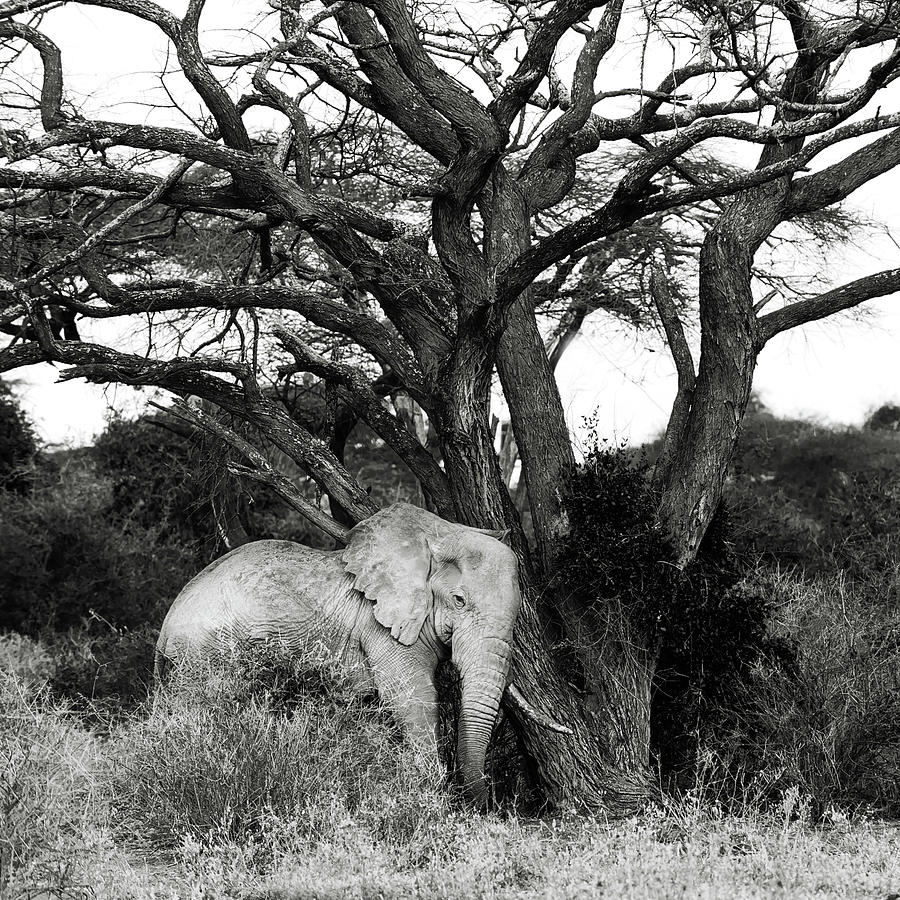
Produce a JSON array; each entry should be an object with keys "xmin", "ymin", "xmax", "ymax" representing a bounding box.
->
[{"xmin": 451, "ymin": 593, "xmax": 466, "ymax": 610}]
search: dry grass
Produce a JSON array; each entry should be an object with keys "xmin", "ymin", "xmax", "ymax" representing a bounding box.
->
[
  {"xmin": 0, "ymin": 635, "xmax": 898, "ymax": 900},
  {"xmin": 259, "ymin": 809, "xmax": 900, "ymax": 900},
  {"xmin": 705, "ymin": 567, "xmax": 900, "ymax": 809},
  {"xmin": 0, "ymin": 672, "xmax": 104, "ymax": 898},
  {"xmin": 106, "ymin": 646, "xmax": 449, "ymax": 851}
]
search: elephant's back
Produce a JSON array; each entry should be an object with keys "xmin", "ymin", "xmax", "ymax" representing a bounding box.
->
[{"xmin": 157, "ymin": 540, "xmax": 351, "ymax": 660}]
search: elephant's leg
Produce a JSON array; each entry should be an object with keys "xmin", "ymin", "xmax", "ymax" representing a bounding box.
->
[
  {"xmin": 362, "ymin": 636, "xmax": 439, "ymax": 753},
  {"xmin": 383, "ymin": 668, "xmax": 439, "ymax": 754},
  {"xmin": 341, "ymin": 641, "xmax": 379, "ymax": 698}
]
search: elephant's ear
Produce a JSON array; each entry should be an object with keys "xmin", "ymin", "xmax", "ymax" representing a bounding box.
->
[{"xmin": 342, "ymin": 504, "xmax": 435, "ymax": 646}]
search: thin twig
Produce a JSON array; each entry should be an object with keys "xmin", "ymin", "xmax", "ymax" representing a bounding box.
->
[{"xmin": 14, "ymin": 158, "xmax": 194, "ymax": 290}]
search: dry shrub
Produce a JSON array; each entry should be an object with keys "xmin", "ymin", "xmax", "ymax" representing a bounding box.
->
[
  {"xmin": 106, "ymin": 641, "xmax": 455, "ymax": 861},
  {"xmin": 702, "ymin": 567, "xmax": 900, "ymax": 812},
  {"xmin": 46, "ymin": 623, "xmax": 157, "ymax": 719},
  {"xmin": 0, "ymin": 461, "xmax": 195, "ymax": 635},
  {"xmin": 0, "ymin": 633, "xmax": 55, "ymax": 689}
]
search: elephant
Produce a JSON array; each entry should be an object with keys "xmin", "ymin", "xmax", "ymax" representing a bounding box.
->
[{"xmin": 155, "ymin": 502, "xmax": 562, "ymax": 803}]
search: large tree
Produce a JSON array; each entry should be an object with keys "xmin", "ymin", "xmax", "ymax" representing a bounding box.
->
[{"xmin": 2, "ymin": 0, "xmax": 900, "ymax": 809}]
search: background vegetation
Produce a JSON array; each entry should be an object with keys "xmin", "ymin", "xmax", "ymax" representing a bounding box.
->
[{"xmin": 1, "ymin": 384, "xmax": 899, "ymax": 897}]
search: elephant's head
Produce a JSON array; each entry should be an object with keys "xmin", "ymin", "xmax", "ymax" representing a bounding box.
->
[{"xmin": 341, "ymin": 502, "xmax": 522, "ymax": 803}]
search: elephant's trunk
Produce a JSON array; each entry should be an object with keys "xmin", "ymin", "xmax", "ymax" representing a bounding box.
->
[{"xmin": 453, "ymin": 630, "xmax": 512, "ymax": 805}]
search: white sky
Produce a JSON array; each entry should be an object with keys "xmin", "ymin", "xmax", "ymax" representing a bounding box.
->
[{"xmin": 4, "ymin": 2, "xmax": 900, "ymax": 448}]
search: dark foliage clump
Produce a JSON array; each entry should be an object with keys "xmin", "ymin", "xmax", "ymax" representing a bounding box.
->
[
  {"xmin": 46, "ymin": 624, "xmax": 158, "ymax": 718},
  {"xmin": 730, "ymin": 405, "xmax": 900, "ymax": 589},
  {"xmin": 91, "ymin": 413, "xmax": 225, "ymax": 554},
  {"xmin": 0, "ymin": 381, "xmax": 39, "ymax": 493},
  {"xmin": 556, "ymin": 444, "xmax": 674, "ymax": 612},
  {"xmin": 554, "ymin": 443, "xmax": 753, "ymax": 657},
  {"xmin": 0, "ymin": 411, "xmax": 207, "ymax": 636},
  {"xmin": 864, "ymin": 402, "xmax": 900, "ymax": 432},
  {"xmin": 0, "ymin": 461, "xmax": 196, "ymax": 634},
  {"xmin": 553, "ymin": 442, "xmax": 792, "ymax": 790}
]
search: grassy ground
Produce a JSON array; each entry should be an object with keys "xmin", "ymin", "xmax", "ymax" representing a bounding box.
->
[
  {"xmin": 1, "ymin": 633, "xmax": 898, "ymax": 900},
  {"xmin": 90, "ymin": 809, "xmax": 900, "ymax": 900}
]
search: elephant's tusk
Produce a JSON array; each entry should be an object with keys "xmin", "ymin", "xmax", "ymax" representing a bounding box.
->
[{"xmin": 503, "ymin": 683, "xmax": 573, "ymax": 735}]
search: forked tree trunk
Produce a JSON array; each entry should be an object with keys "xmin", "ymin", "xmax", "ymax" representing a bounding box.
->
[
  {"xmin": 655, "ymin": 228, "xmax": 759, "ymax": 567},
  {"xmin": 431, "ymin": 183, "xmax": 659, "ymax": 811}
]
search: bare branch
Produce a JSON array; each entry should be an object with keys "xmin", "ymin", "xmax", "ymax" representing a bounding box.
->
[
  {"xmin": 757, "ymin": 267, "xmax": 900, "ymax": 346},
  {"xmin": 14, "ymin": 158, "xmax": 193, "ymax": 290},
  {"xmin": 0, "ymin": 337, "xmax": 379, "ymax": 521},
  {"xmin": 503, "ymin": 113, "xmax": 900, "ymax": 303},
  {"xmin": 490, "ymin": 0, "xmax": 612, "ymax": 130},
  {"xmin": 649, "ymin": 264, "xmax": 696, "ymax": 491},
  {"xmin": 274, "ymin": 323, "xmax": 453, "ymax": 517},
  {"xmin": 0, "ymin": 165, "xmax": 406, "ymax": 241},
  {"xmin": 156, "ymin": 399, "xmax": 350, "ymax": 544},
  {"xmin": 360, "ymin": 0, "xmax": 500, "ymax": 150},
  {"xmin": 787, "ymin": 127, "xmax": 900, "ymax": 217},
  {"xmin": 325, "ymin": 5, "xmax": 460, "ymax": 163},
  {"xmin": 176, "ymin": 0, "xmax": 255, "ymax": 160},
  {"xmin": 0, "ymin": 20, "xmax": 65, "ymax": 128}
]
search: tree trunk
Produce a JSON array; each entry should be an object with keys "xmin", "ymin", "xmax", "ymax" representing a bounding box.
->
[
  {"xmin": 655, "ymin": 227, "xmax": 759, "ymax": 567},
  {"xmin": 509, "ymin": 595, "xmax": 656, "ymax": 811},
  {"xmin": 428, "ymin": 178, "xmax": 654, "ymax": 811},
  {"xmin": 498, "ymin": 304, "xmax": 658, "ymax": 809},
  {"xmin": 497, "ymin": 299, "xmax": 575, "ymax": 572},
  {"xmin": 440, "ymin": 395, "xmax": 657, "ymax": 811},
  {"xmin": 487, "ymin": 175, "xmax": 576, "ymax": 573},
  {"xmin": 654, "ymin": 49, "xmax": 826, "ymax": 566},
  {"xmin": 435, "ymin": 338, "xmax": 515, "ymax": 531}
]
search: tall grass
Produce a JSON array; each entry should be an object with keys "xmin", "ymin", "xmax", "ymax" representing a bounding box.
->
[
  {"xmin": 107, "ymin": 643, "xmax": 453, "ymax": 858},
  {"xmin": 1, "ymin": 631, "xmax": 898, "ymax": 899},
  {"xmin": 0, "ymin": 673, "xmax": 100, "ymax": 899}
]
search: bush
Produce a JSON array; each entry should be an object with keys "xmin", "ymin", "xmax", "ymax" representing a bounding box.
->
[
  {"xmin": 703, "ymin": 567, "xmax": 900, "ymax": 812},
  {"xmin": 554, "ymin": 442, "xmax": 787, "ymax": 788},
  {"xmin": 729, "ymin": 408, "xmax": 900, "ymax": 588},
  {"xmin": 555, "ymin": 443, "xmax": 674, "ymax": 613},
  {"xmin": 91, "ymin": 413, "xmax": 218, "ymax": 551},
  {"xmin": 0, "ymin": 459, "xmax": 195, "ymax": 634},
  {"xmin": 107, "ymin": 642, "xmax": 452, "ymax": 857},
  {"xmin": 0, "ymin": 381, "xmax": 39, "ymax": 494},
  {"xmin": 46, "ymin": 624, "xmax": 157, "ymax": 717},
  {"xmin": 864, "ymin": 402, "xmax": 900, "ymax": 432}
]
